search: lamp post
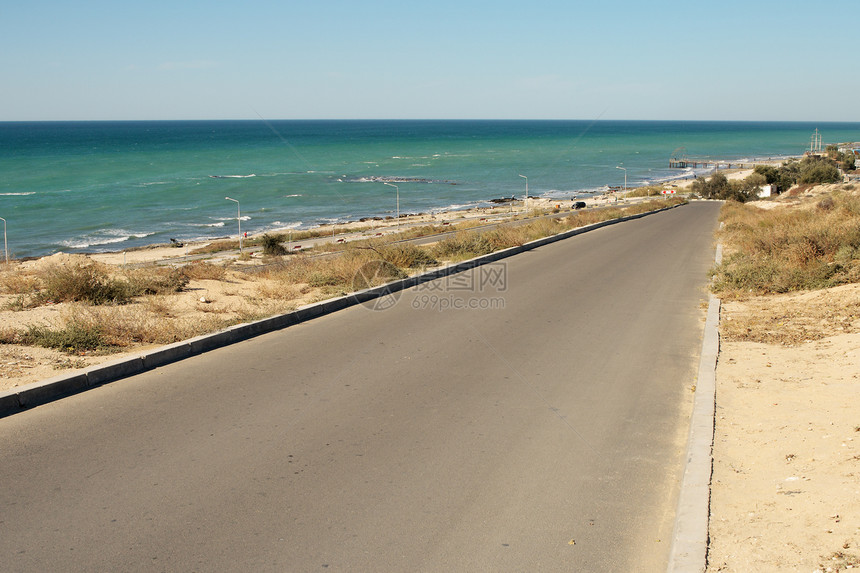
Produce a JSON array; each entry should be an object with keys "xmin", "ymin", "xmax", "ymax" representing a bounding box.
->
[
  {"xmin": 615, "ymin": 166, "xmax": 627, "ymax": 192},
  {"xmin": 383, "ymin": 182, "xmax": 399, "ymax": 227},
  {"xmin": 518, "ymin": 174, "xmax": 528, "ymax": 211},
  {"xmin": 0, "ymin": 217, "xmax": 7, "ymax": 264},
  {"xmin": 225, "ymin": 196, "xmax": 242, "ymax": 252}
]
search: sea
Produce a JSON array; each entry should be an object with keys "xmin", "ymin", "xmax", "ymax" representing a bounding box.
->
[{"xmin": 2, "ymin": 120, "xmax": 859, "ymax": 259}]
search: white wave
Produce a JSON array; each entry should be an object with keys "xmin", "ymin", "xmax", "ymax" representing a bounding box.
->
[
  {"xmin": 188, "ymin": 221, "xmax": 226, "ymax": 227},
  {"xmin": 284, "ymin": 194, "xmax": 302, "ymax": 198},
  {"xmin": 59, "ymin": 230, "xmax": 154, "ymax": 250},
  {"xmin": 272, "ymin": 221, "xmax": 303, "ymax": 229},
  {"xmin": 209, "ymin": 174, "xmax": 257, "ymax": 179},
  {"xmin": 0, "ymin": 192, "xmax": 36, "ymax": 196},
  {"xmin": 433, "ymin": 202, "xmax": 480, "ymax": 213},
  {"xmin": 215, "ymin": 215, "xmax": 251, "ymax": 222}
]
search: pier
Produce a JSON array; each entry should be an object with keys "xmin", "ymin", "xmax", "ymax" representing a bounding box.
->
[
  {"xmin": 667, "ymin": 158, "xmax": 762, "ymax": 169},
  {"xmin": 668, "ymin": 147, "xmax": 763, "ymax": 170}
]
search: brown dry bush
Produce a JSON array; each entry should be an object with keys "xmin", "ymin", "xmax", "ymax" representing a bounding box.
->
[
  {"xmin": 484, "ymin": 225, "xmax": 528, "ymax": 249},
  {"xmin": 63, "ymin": 304, "xmax": 228, "ymax": 348},
  {"xmin": 179, "ymin": 261, "xmax": 227, "ymax": 281},
  {"xmin": 256, "ymin": 281, "xmax": 305, "ymax": 301},
  {"xmin": 432, "ymin": 231, "xmax": 497, "ymax": 260},
  {"xmin": 713, "ymin": 191, "xmax": 860, "ymax": 297},
  {"xmin": 260, "ymin": 250, "xmax": 378, "ymax": 290},
  {"xmin": 0, "ymin": 268, "xmax": 39, "ymax": 295},
  {"xmin": 123, "ymin": 266, "xmax": 189, "ymax": 295},
  {"xmin": 35, "ymin": 261, "xmax": 133, "ymax": 305},
  {"xmin": 373, "ymin": 243, "xmax": 437, "ymax": 268}
]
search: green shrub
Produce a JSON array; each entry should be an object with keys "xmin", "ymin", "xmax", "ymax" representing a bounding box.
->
[
  {"xmin": 23, "ymin": 321, "xmax": 109, "ymax": 353},
  {"xmin": 799, "ymin": 161, "xmax": 841, "ymax": 185}
]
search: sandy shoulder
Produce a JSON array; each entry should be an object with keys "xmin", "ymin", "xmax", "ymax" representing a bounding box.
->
[{"xmin": 707, "ymin": 289, "xmax": 860, "ymax": 571}]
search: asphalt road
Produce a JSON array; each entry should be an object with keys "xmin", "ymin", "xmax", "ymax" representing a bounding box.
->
[{"xmin": 0, "ymin": 202, "xmax": 721, "ymax": 572}]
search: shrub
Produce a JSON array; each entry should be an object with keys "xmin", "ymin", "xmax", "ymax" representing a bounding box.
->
[
  {"xmin": 0, "ymin": 269, "xmax": 38, "ymax": 295},
  {"xmin": 179, "ymin": 262, "xmax": 227, "ymax": 281},
  {"xmin": 375, "ymin": 243, "xmax": 437, "ymax": 268},
  {"xmin": 624, "ymin": 185, "xmax": 664, "ymax": 197},
  {"xmin": 37, "ymin": 262, "xmax": 133, "ymax": 305},
  {"xmin": 125, "ymin": 267, "xmax": 189, "ymax": 295},
  {"xmin": 350, "ymin": 260, "xmax": 405, "ymax": 290},
  {"xmin": 23, "ymin": 321, "xmax": 108, "ymax": 353},
  {"xmin": 799, "ymin": 160, "xmax": 841, "ymax": 185},
  {"xmin": 261, "ymin": 233, "xmax": 288, "ymax": 256},
  {"xmin": 432, "ymin": 231, "xmax": 497, "ymax": 260}
]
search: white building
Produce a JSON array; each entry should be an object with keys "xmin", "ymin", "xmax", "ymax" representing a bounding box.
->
[{"xmin": 757, "ymin": 184, "xmax": 775, "ymax": 198}]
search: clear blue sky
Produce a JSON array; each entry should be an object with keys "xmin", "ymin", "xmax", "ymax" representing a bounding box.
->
[{"xmin": 2, "ymin": 0, "xmax": 856, "ymax": 121}]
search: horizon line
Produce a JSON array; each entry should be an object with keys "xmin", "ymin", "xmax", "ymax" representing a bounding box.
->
[{"xmin": 2, "ymin": 118, "xmax": 860, "ymax": 124}]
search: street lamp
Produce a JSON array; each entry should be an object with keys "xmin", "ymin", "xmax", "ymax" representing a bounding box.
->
[
  {"xmin": 225, "ymin": 196, "xmax": 242, "ymax": 252},
  {"xmin": 615, "ymin": 166, "xmax": 627, "ymax": 192},
  {"xmin": 518, "ymin": 174, "xmax": 528, "ymax": 210},
  {"xmin": 0, "ymin": 217, "xmax": 7, "ymax": 264},
  {"xmin": 383, "ymin": 182, "xmax": 399, "ymax": 227}
]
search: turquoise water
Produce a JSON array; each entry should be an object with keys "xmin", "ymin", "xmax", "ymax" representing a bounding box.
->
[{"xmin": 1, "ymin": 120, "xmax": 859, "ymax": 259}]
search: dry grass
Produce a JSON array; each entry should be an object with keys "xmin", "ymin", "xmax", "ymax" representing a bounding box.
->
[
  {"xmin": 624, "ymin": 185, "xmax": 666, "ymax": 198},
  {"xmin": 720, "ymin": 283, "xmax": 860, "ymax": 345},
  {"xmin": 713, "ymin": 187, "xmax": 860, "ymax": 346},
  {"xmin": 179, "ymin": 261, "xmax": 228, "ymax": 281},
  {"xmin": 0, "ymin": 268, "xmax": 39, "ymax": 295},
  {"xmin": 712, "ymin": 190, "xmax": 860, "ymax": 297}
]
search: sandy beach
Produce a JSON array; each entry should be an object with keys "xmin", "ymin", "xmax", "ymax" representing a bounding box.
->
[{"xmin": 82, "ymin": 193, "xmax": 626, "ymax": 266}]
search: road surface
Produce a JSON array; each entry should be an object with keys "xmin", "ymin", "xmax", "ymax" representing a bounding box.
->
[{"xmin": 0, "ymin": 202, "xmax": 721, "ymax": 572}]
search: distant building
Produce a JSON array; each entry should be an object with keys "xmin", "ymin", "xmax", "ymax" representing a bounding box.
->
[{"xmin": 757, "ymin": 184, "xmax": 775, "ymax": 198}]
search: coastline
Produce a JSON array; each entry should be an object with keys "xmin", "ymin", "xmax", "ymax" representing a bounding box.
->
[
  {"xmin": 80, "ymin": 166, "xmax": 763, "ymax": 267},
  {"xmin": 0, "ymin": 188, "xmax": 685, "ymax": 392},
  {"xmin": 84, "ymin": 191, "xmax": 632, "ymax": 266}
]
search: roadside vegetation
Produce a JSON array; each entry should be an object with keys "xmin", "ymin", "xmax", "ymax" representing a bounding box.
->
[
  {"xmin": 0, "ymin": 198, "xmax": 683, "ymax": 354},
  {"xmin": 710, "ymin": 185, "xmax": 860, "ymax": 297},
  {"xmin": 692, "ymin": 154, "xmax": 850, "ymax": 202}
]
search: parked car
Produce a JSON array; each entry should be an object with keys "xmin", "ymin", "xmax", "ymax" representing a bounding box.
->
[{"xmin": 573, "ymin": 201, "xmax": 586, "ymax": 209}]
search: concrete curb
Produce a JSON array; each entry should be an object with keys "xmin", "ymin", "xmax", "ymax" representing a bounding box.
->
[
  {"xmin": 666, "ymin": 243, "xmax": 723, "ymax": 572},
  {"xmin": 0, "ymin": 205, "xmax": 679, "ymax": 418}
]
